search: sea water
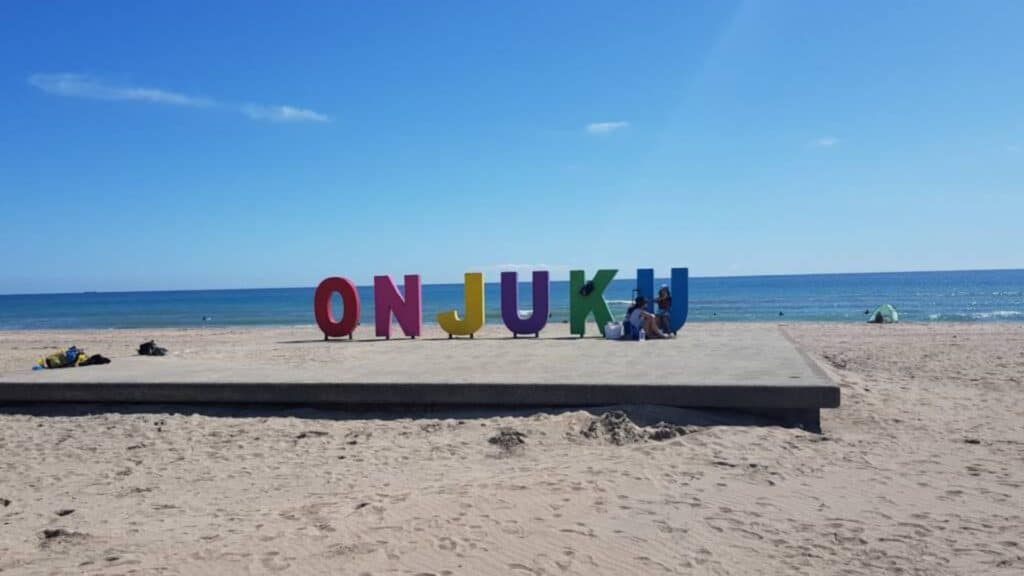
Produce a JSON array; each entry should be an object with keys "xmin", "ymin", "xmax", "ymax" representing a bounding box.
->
[{"xmin": 0, "ymin": 269, "xmax": 1021, "ymax": 330}]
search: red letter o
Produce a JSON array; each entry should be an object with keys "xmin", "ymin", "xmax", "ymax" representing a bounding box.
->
[{"xmin": 314, "ymin": 277, "xmax": 361, "ymax": 339}]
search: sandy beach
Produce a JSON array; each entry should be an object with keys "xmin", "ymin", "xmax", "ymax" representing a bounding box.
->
[{"xmin": 1, "ymin": 322, "xmax": 1022, "ymax": 574}]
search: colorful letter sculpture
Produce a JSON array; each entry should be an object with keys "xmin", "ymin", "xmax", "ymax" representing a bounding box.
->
[
  {"xmin": 314, "ymin": 266, "xmax": 690, "ymax": 340},
  {"xmin": 437, "ymin": 272, "xmax": 485, "ymax": 338},
  {"xmin": 635, "ymin": 267, "xmax": 689, "ymax": 334},
  {"xmin": 374, "ymin": 274, "xmax": 423, "ymax": 339},
  {"xmin": 569, "ymin": 269, "xmax": 617, "ymax": 337},
  {"xmin": 314, "ymin": 277, "xmax": 361, "ymax": 340},
  {"xmin": 500, "ymin": 270, "xmax": 550, "ymax": 337}
]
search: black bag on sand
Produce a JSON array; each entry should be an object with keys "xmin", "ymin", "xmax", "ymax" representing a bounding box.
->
[
  {"xmin": 138, "ymin": 340, "xmax": 168, "ymax": 356},
  {"xmin": 81, "ymin": 355, "xmax": 111, "ymax": 366}
]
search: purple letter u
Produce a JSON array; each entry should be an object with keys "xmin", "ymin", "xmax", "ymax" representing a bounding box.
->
[{"xmin": 501, "ymin": 270, "xmax": 550, "ymax": 337}]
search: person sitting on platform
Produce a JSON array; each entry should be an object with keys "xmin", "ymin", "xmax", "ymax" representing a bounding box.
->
[
  {"xmin": 655, "ymin": 284, "xmax": 673, "ymax": 334},
  {"xmin": 626, "ymin": 296, "xmax": 666, "ymax": 339}
]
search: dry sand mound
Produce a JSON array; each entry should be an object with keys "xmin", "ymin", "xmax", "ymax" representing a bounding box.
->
[
  {"xmin": 579, "ymin": 410, "xmax": 697, "ymax": 445},
  {"xmin": 488, "ymin": 427, "xmax": 527, "ymax": 452}
]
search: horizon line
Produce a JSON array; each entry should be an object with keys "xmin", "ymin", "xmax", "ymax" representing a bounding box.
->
[{"xmin": 1, "ymin": 267, "xmax": 1020, "ymax": 298}]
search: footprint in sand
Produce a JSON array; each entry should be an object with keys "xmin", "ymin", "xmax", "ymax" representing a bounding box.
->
[
  {"xmin": 939, "ymin": 489, "xmax": 965, "ymax": 501},
  {"xmin": 260, "ymin": 551, "xmax": 290, "ymax": 572},
  {"xmin": 507, "ymin": 563, "xmax": 542, "ymax": 575}
]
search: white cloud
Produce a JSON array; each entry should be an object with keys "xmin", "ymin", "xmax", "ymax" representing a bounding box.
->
[
  {"xmin": 28, "ymin": 73, "xmax": 212, "ymax": 107},
  {"xmin": 586, "ymin": 121, "xmax": 629, "ymax": 135},
  {"xmin": 812, "ymin": 136, "xmax": 839, "ymax": 148},
  {"xmin": 242, "ymin": 104, "xmax": 330, "ymax": 123},
  {"xmin": 28, "ymin": 73, "xmax": 330, "ymax": 124},
  {"xmin": 1008, "ymin": 145, "xmax": 1021, "ymax": 153}
]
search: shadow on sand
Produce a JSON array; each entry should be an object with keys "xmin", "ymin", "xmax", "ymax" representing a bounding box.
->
[{"xmin": 0, "ymin": 403, "xmax": 814, "ymax": 430}]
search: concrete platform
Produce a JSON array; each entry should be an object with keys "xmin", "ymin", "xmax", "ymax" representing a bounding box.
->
[{"xmin": 0, "ymin": 324, "xmax": 838, "ymax": 428}]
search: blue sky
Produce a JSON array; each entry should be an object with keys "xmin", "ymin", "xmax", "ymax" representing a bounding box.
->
[{"xmin": 1, "ymin": 1, "xmax": 1021, "ymax": 294}]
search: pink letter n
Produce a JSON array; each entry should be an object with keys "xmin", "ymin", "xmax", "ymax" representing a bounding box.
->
[{"xmin": 374, "ymin": 274, "xmax": 423, "ymax": 339}]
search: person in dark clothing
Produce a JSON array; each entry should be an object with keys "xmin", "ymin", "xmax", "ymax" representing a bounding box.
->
[{"xmin": 655, "ymin": 285, "xmax": 673, "ymax": 333}]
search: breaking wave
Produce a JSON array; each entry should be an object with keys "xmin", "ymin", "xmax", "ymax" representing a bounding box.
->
[{"xmin": 972, "ymin": 310, "xmax": 1022, "ymax": 319}]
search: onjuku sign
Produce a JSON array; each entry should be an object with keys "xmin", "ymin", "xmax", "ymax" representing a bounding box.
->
[{"xmin": 314, "ymin": 268, "xmax": 689, "ymax": 340}]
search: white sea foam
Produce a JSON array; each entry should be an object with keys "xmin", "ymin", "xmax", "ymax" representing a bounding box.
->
[{"xmin": 971, "ymin": 310, "xmax": 1022, "ymax": 319}]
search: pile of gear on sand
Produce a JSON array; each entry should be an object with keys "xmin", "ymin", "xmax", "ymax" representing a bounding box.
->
[
  {"xmin": 32, "ymin": 340, "xmax": 168, "ymax": 370},
  {"xmin": 137, "ymin": 340, "xmax": 167, "ymax": 356},
  {"xmin": 33, "ymin": 346, "xmax": 110, "ymax": 370}
]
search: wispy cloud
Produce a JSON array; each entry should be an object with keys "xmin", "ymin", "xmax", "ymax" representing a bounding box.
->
[
  {"xmin": 1008, "ymin": 144, "xmax": 1021, "ymax": 153},
  {"xmin": 28, "ymin": 73, "xmax": 330, "ymax": 124},
  {"xmin": 29, "ymin": 73, "xmax": 212, "ymax": 107},
  {"xmin": 812, "ymin": 136, "xmax": 839, "ymax": 148},
  {"xmin": 586, "ymin": 121, "xmax": 629, "ymax": 135},
  {"xmin": 242, "ymin": 104, "xmax": 330, "ymax": 123}
]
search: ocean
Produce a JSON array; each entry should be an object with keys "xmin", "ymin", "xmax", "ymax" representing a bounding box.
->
[{"xmin": 0, "ymin": 269, "xmax": 1021, "ymax": 330}]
